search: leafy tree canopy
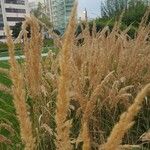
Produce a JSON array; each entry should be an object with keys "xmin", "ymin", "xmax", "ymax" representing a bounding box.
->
[
  {"xmin": 101, "ymin": 0, "xmax": 149, "ymax": 19},
  {"xmin": 31, "ymin": 2, "xmax": 52, "ymax": 28},
  {"xmin": 12, "ymin": 22, "xmax": 22, "ymax": 38},
  {"xmin": 100, "ymin": 0, "xmax": 150, "ymax": 28}
]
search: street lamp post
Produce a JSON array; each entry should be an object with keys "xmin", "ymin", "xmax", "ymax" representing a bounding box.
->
[{"xmin": 83, "ymin": 8, "xmax": 88, "ymax": 21}]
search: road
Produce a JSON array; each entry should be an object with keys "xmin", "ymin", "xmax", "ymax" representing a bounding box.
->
[{"xmin": 0, "ymin": 53, "xmax": 48, "ymax": 61}]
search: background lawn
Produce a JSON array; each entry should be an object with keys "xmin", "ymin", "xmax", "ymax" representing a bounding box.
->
[
  {"xmin": 0, "ymin": 39, "xmax": 55, "ymax": 57},
  {"xmin": 0, "ymin": 60, "xmax": 23, "ymax": 149}
]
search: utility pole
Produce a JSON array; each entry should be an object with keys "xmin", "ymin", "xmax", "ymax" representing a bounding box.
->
[{"xmin": 84, "ymin": 8, "xmax": 88, "ymax": 21}]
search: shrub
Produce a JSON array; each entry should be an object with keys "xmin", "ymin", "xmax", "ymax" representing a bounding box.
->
[{"xmin": 0, "ymin": 42, "xmax": 21, "ymax": 52}]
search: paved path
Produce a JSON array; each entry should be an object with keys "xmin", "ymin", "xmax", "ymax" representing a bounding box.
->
[{"xmin": 0, "ymin": 53, "xmax": 48, "ymax": 61}]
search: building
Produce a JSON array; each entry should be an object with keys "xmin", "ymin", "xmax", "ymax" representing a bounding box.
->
[
  {"xmin": 44, "ymin": 0, "xmax": 52, "ymax": 22},
  {"xmin": 28, "ymin": 0, "xmax": 44, "ymax": 12},
  {"xmin": 45, "ymin": 0, "xmax": 75, "ymax": 34},
  {"xmin": 28, "ymin": 1, "xmax": 38, "ymax": 12},
  {"xmin": 0, "ymin": 0, "xmax": 29, "ymax": 42}
]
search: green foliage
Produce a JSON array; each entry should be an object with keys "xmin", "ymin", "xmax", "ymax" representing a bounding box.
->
[
  {"xmin": 0, "ymin": 42, "xmax": 8, "ymax": 52},
  {"xmin": 43, "ymin": 39, "xmax": 54, "ymax": 47},
  {"xmin": 101, "ymin": 0, "xmax": 149, "ymax": 20},
  {"xmin": 0, "ymin": 61, "xmax": 22, "ymax": 149},
  {"xmin": 12, "ymin": 22, "xmax": 31, "ymax": 39},
  {"xmin": 0, "ymin": 39, "xmax": 54, "ymax": 55},
  {"xmin": 0, "ymin": 42, "xmax": 21, "ymax": 52},
  {"xmin": 122, "ymin": 1, "xmax": 148, "ymax": 27},
  {"xmin": 12, "ymin": 22, "xmax": 22, "ymax": 39},
  {"xmin": 96, "ymin": 0, "xmax": 149, "ymax": 38},
  {"xmin": 101, "ymin": 0, "xmax": 128, "ymax": 18},
  {"xmin": 31, "ymin": 2, "xmax": 52, "ymax": 28}
]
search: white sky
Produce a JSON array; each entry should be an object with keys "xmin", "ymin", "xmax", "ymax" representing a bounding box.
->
[
  {"xmin": 78, "ymin": 0, "xmax": 101, "ymax": 19},
  {"xmin": 28, "ymin": 0, "xmax": 102, "ymax": 19}
]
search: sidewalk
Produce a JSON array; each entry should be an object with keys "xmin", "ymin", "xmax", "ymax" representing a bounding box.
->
[{"xmin": 0, "ymin": 53, "xmax": 48, "ymax": 61}]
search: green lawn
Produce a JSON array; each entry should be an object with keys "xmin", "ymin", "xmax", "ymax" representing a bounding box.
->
[
  {"xmin": 0, "ymin": 46, "xmax": 57, "ymax": 58},
  {"xmin": 0, "ymin": 38, "xmax": 59, "ymax": 59},
  {"xmin": 0, "ymin": 49, "xmax": 23, "ymax": 57},
  {"xmin": 0, "ymin": 49, "xmax": 57, "ymax": 148},
  {"xmin": 0, "ymin": 60, "xmax": 149, "ymax": 149},
  {"xmin": 0, "ymin": 60, "xmax": 23, "ymax": 149}
]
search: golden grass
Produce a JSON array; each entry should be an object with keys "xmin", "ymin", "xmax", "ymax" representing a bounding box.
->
[
  {"xmin": 0, "ymin": 5, "xmax": 150, "ymax": 150},
  {"xmin": 0, "ymin": 84, "xmax": 11, "ymax": 94},
  {"xmin": 22, "ymin": 16, "xmax": 42, "ymax": 99},
  {"xmin": 5, "ymin": 27, "xmax": 35, "ymax": 150},
  {"xmin": 103, "ymin": 84, "xmax": 150, "ymax": 150},
  {"xmin": 55, "ymin": 3, "xmax": 77, "ymax": 150},
  {"xmin": 0, "ymin": 68, "xmax": 9, "ymax": 75}
]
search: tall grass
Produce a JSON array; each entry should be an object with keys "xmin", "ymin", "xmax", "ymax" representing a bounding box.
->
[
  {"xmin": 0, "ymin": 4, "xmax": 150, "ymax": 150},
  {"xmin": 5, "ymin": 26, "xmax": 35, "ymax": 150}
]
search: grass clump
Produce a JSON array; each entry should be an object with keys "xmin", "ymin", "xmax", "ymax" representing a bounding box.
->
[{"xmin": 0, "ymin": 4, "xmax": 150, "ymax": 150}]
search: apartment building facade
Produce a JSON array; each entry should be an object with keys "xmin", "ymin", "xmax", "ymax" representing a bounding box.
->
[
  {"xmin": 45, "ymin": 0, "xmax": 75, "ymax": 34},
  {"xmin": 0, "ymin": 0, "xmax": 29, "ymax": 42}
]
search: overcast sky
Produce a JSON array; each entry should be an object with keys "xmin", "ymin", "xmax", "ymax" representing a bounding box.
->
[
  {"xmin": 78, "ymin": 0, "xmax": 101, "ymax": 19},
  {"xmin": 28, "ymin": 0, "xmax": 102, "ymax": 19}
]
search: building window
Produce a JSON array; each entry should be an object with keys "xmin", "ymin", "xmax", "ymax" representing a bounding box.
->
[
  {"xmin": 0, "ymin": 27, "xmax": 3, "ymax": 30},
  {"xmin": 0, "ymin": 18, "xmax": 3, "ymax": 22},
  {"xmin": 5, "ymin": 8, "xmax": 26, "ymax": 13},
  {"xmin": 7, "ymin": 17, "xmax": 25, "ymax": 22},
  {"xmin": 4, "ymin": 0, "xmax": 25, "ymax": 5},
  {"xmin": 0, "ymin": 23, "xmax": 4, "ymax": 27},
  {"xmin": 0, "ymin": 35, "xmax": 5, "ymax": 39}
]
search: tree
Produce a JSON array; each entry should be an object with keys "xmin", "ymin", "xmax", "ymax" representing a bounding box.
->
[
  {"xmin": 95, "ymin": 0, "xmax": 150, "ymax": 38},
  {"xmin": 12, "ymin": 22, "xmax": 22, "ymax": 38},
  {"xmin": 101, "ymin": 0, "xmax": 128, "ymax": 18},
  {"xmin": 31, "ymin": 2, "xmax": 52, "ymax": 28},
  {"xmin": 122, "ymin": 1, "xmax": 148, "ymax": 27},
  {"xmin": 101, "ymin": 0, "xmax": 149, "ymax": 19},
  {"xmin": 12, "ymin": 22, "xmax": 30, "ymax": 39}
]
